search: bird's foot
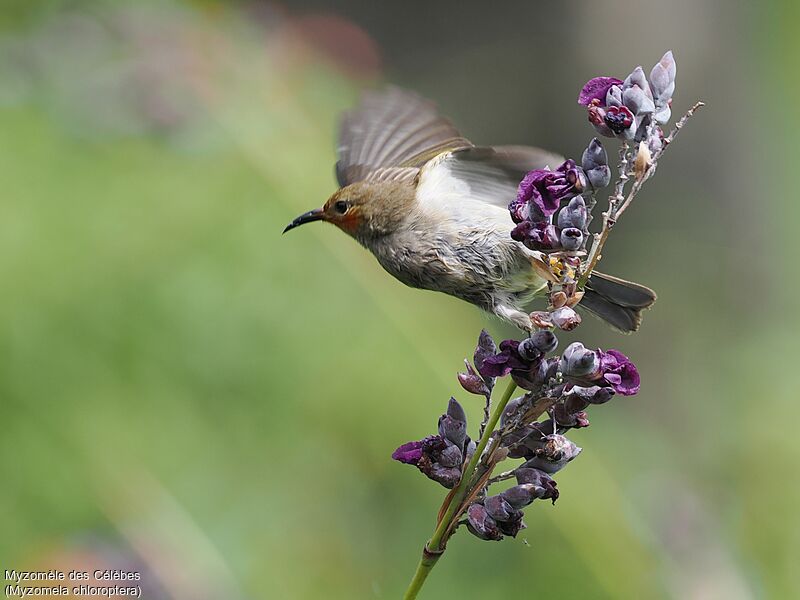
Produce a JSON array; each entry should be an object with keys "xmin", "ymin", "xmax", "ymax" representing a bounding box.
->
[{"xmin": 493, "ymin": 303, "xmax": 533, "ymax": 332}]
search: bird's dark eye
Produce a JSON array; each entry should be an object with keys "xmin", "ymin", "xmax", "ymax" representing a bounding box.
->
[{"xmin": 334, "ymin": 200, "xmax": 349, "ymax": 214}]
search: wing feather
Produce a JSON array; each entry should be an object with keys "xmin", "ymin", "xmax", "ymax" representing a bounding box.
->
[
  {"xmin": 418, "ymin": 145, "xmax": 564, "ymax": 209},
  {"xmin": 336, "ymin": 87, "xmax": 472, "ymax": 187}
]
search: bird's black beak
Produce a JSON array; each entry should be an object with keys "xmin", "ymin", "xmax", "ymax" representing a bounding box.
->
[{"xmin": 283, "ymin": 208, "xmax": 324, "ymax": 233}]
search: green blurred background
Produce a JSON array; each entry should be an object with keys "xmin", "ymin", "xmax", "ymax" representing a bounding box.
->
[{"xmin": 0, "ymin": 1, "xmax": 796, "ymax": 598}]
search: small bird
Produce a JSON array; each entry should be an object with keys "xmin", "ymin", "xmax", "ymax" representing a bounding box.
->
[{"xmin": 284, "ymin": 88, "xmax": 655, "ymax": 332}]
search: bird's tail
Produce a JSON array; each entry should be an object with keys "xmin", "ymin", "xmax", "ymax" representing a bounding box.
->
[{"xmin": 580, "ymin": 272, "xmax": 657, "ymax": 333}]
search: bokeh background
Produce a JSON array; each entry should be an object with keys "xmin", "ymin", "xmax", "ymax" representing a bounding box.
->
[{"xmin": 1, "ymin": 1, "xmax": 796, "ymax": 598}]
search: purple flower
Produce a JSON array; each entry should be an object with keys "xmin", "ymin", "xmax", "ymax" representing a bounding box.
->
[
  {"xmin": 511, "ymin": 220, "xmax": 560, "ymax": 251},
  {"xmin": 391, "ymin": 438, "xmax": 429, "ymax": 465},
  {"xmin": 578, "ymin": 76, "xmax": 623, "ymax": 106},
  {"xmin": 604, "ymin": 105, "xmax": 635, "ymax": 135},
  {"xmin": 478, "ymin": 340, "xmax": 531, "ymax": 378},
  {"xmin": 597, "ymin": 349, "xmax": 640, "ymax": 395},
  {"xmin": 515, "ymin": 159, "xmax": 585, "ymax": 218}
]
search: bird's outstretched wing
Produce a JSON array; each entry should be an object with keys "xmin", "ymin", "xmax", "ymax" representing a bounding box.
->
[
  {"xmin": 336, "ymin": 87, "xmax": 472, "ymax": 187},
  {"xmin": 423, "ymin": 145, "xmax": 564, "ymax": 208}
]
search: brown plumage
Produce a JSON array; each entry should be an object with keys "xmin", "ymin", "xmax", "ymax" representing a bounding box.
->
[{"xmin": 284, "ymin": 87, "xmax": 656, "ymax": 332}]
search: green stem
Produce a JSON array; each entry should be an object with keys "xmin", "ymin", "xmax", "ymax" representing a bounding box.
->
[
  {"xmin": 402, "ymin": 378, "xmax": 518, "ymax": 600},
  {"xmin": 402, "ymin": 548, "xmax": 442, "ymax": 600}
]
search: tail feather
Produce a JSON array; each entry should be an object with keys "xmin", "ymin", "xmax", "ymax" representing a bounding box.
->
[{"xmin": 580, "ymin": 272, "xmax": 657, "ymax": 333}]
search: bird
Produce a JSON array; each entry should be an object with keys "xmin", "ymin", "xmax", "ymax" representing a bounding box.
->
[{"xmin": 283, "ymin": 87, "xmax": 656, "ymax": 332}]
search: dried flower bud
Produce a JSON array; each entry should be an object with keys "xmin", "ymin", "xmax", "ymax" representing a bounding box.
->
[
  {"xmin": 550, "ymin": 290, "xmax": 568, "ymax": 308},
  {"xmin": 474, "ymin": 330, "xmax": 497, "ymax": 387},
  {"xmin": 634, "ymin": 140, "xmax": 652, "ymax": 181},
  {"xmin": 523, "ymin": 434, "xmax": 582, "ymax": 474},
  {"xmin": 467, "ymin": 503, "xmax": 503, "ymax": 541},
  {"xmin": 458, "ymin": 360, "xmax": 490, "ymax": 397},
  {"xmin": 551, "ymin": 306, "xmax": 582, "ymax": 331}
]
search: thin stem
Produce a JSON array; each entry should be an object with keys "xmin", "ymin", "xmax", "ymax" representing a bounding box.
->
[
  {"xmin": 428, "ymin": 378, "xmax": 517, "ymax": 551},
  {"xmin": 402, "ymin": 549, "xmax": 441, "ymax": 600},
  {"xmin": 402, "ymin": 379, "xmax": 518, "ymax": 600}
]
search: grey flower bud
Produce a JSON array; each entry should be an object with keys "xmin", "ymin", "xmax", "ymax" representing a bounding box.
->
[
  {"xmin": 515, "ymin": 467, "xmax": 559, "ymax": 503},
  {"xmin": 530, "ymin": 329, "xmax": 558, "ymax": 353},
  {"xmin": 500, "ymin": 395, "xmax": 525, "ymax": 427},
  {"xmin": 649, "ymin": 50, "xmax": 676, "ymax": 106},
  {"xmin": 559, "ymin": 227, "xmax": 584, "ymax": 251},
  {"xmin": 484, "ymin": 494, "xmax": 515, "ymax": 521},
  {"xmin": 428, "ymin": 464, "xmax": 462, "ymax": 488},
  {"xmin": 467, "ymin": 503, "xmax": 503, "ymax": 541},
  {"xmin": 623, "ymin": 85, "xmax": 655, "ymax": 116},
  {"xmin": 569, "ymin": 384, "xmax": 615, "ymax": 405},
  {"xmin": 557, "ymin": 196, "xmax": 588, "ymax": 230},
  {"xmin": 437, "ymin": 443, "xmax": 463, "ymax": 468},
  {"xmin": 581, "ymin": 138, "xmax": 608, "ymax": 171},
  {"xmin": 464, "ymin": 438, "xmax": 476, "ymax": 461},
  {"xmin": 588, "ymin": 164, "xmax": 611, "ymax": 189},
  {"xmin": 581, "ymin": 139, "xmax": 611, "ymax": 189},
  {"xmin": 438, "ymin": 414, "xmax": 466, "ymax": 449},
  {"xmin": 501, "ymin": 484, "xmax": 538, "ymax": 509},
  {"xmin": 559, "ymin": 342, "xmax": 598, "ymax": 376},
  {"xmin": 606, "ymin": 85, "xmax": 623, "ymax": 107},
  {"xmin": 446, "ymin": 396, "xmax": 467, "ymax": 423},
  {"xmin": 551, "ymin": 306, "xmax": 581, "ymax": 331},
  {"xmin": 517, "ymin": 337, "xmax": 542, "ymax": 361},
  {"xmin": 497, "ymin": 513, "xmax": 525, "ymax": 537}
]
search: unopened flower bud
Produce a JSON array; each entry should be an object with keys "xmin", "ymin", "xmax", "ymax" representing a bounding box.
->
[
  {"xmin": 551, "ymin": 306, "xmax": 581, "ymax": 331},
  {"xmin": 649, "ymin": 50, "xmax": 676, "ymax": 113},
  {"xmin": 497, "ymin": 513, "xmax": 526, "ymax": 537},
  {"xmin": 530, "ymin": 329, "xmax": 558, "ymax": 353},
  {"xmin": 559, "ymin": 227, "xmax": 584, "ymax": 251},
  {"xmin": 502, "ymin": 484, "xmax": 537, "ymax": 509},
  {"xmin": 569, "ymin": 384, "xmax": 615, "ymax": 405},
  {"xmin": 515, "ymin": 467, "xmax": 560, "ymax": 503},
  {"xmin": 484, "ymin": 494, "xmax": 515, "ymax": 521},
  {"xmin": 559, "ymin": 342, "xmax": 598, "ymax": 376},
  {"xmin": 428, "ymin": 463, "xmax": 462, "ymax": 488},
  {"xmin": 517, "ymin": 337, "xmax": 543, "ymax": 362},
  {"xmin": 438, "ymin": 443, "xmax": 463, "ymax": 468},
  {"xmin": 446, "ymin": 396, "xmax": 466, "ymax": 423},
  {"xmin": 458, "ymin": 361, "xmax": 490, "ymax": 397},
  {"xmin": 581, "ymin": 138, "xmax": 607, "ymax": 171},
  {"xmin": 467, "ymin": 503, "xmax": 503, "ymax": 541},
  {"xmin": 500, "ymin": 395, "xmax": 525, "ymax": 427},
  {"xmin": 557, "ymin": 196, "xmax": 588, "ymax": 230},
  {"xmin": 439, "ymin": 399, "xmax": 467, "ymax": 448}
]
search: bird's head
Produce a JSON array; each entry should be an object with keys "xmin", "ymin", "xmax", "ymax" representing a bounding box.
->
[{"xmin": 283, "ymin": 181, "xmax": 414, "ymax": 243}]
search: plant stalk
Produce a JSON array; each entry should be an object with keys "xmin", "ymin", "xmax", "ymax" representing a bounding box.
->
[{"xmin": 402, "ymin": 379, "xmax": 518, "ymax": 599}]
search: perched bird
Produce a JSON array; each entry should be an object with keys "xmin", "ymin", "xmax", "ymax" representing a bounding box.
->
[{"xmin": 284, "ymin": 88, "xmax": 655, "ymax": 332}]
